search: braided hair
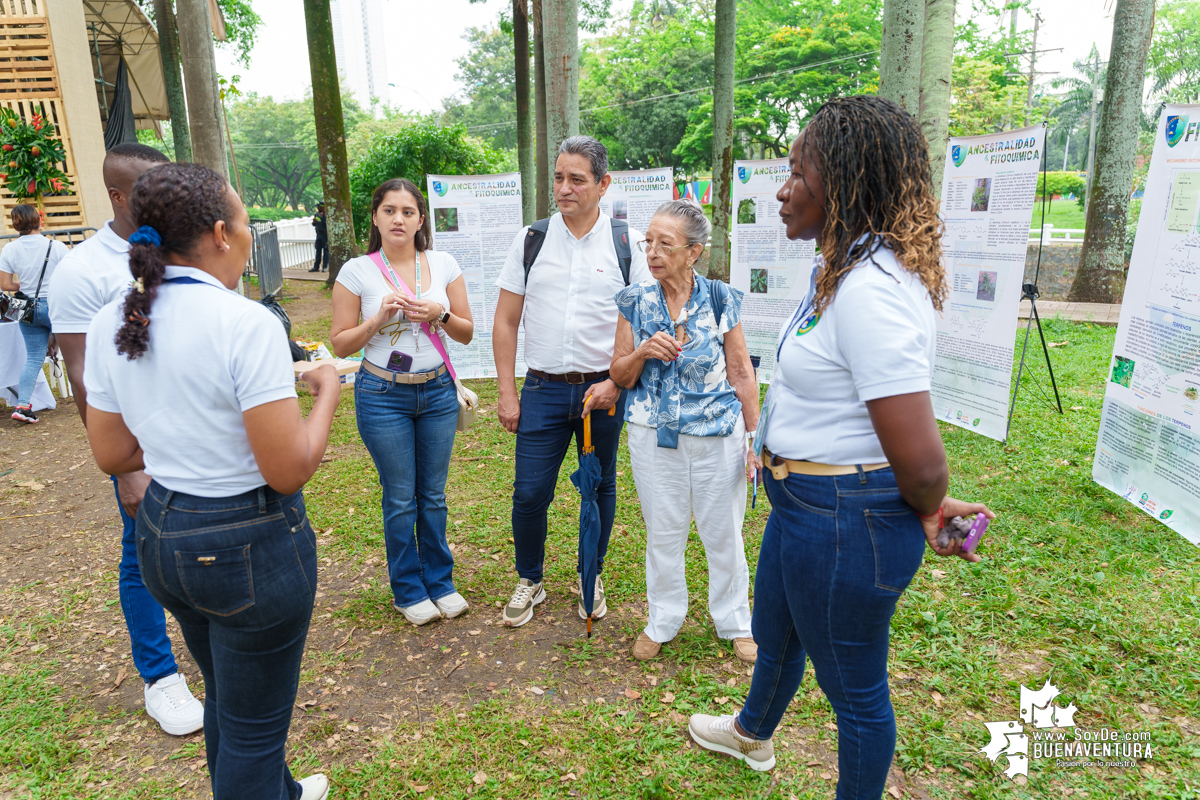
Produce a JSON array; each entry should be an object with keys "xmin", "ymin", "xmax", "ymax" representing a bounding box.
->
[
  {"xmin": 115, "ymin": 163, "xmax": 233, "ymax": 359},
  {"xmin": 800, "ymin": 95, "xmax": 947, "ymax": 313}
]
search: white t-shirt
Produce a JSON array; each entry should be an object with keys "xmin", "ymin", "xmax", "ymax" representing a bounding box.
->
[
  {"xmin": 335, "ymin": 250, "xmax": 463, "ymax": 372},
  {"xmin": 0, "ymin": 233, "xmax": 69, "ymax": 294},
  {"xmin": 495, "ymin": 212, "xmax": 651, "ymax": 373},
  {"xmin": 764, "ymin": 243, "xmax": 936, "ymax": 465},
  {"xmin": 84, "ymin": 266, "xmax": 298, "ymax": 498},
  {"xmin": 48, "ymin": 222, "xmax": 132, "ymax": 334}
]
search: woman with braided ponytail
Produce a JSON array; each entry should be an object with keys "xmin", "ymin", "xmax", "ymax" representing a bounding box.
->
[
  {"xmin": 687, "ymin": 96, "xmax": 995, "ymax": 795},
  {"xmin": 81, "ymin": 163, "xmax": 338, "ymax": 800}
]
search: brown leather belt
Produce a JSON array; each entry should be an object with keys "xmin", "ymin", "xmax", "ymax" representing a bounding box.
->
[
  {"xmin": 526, "ymin": 369, "xmax": 609, "ymax": 385},
  {"xmin": 361, "ymin": 360, "xmax": 448, "ymax": 384},
  {"xmin": 761, "ymin": 447, "xmax": 890, "ymax": 480}
]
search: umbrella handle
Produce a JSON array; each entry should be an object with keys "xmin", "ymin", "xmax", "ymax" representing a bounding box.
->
[{"xmin": 584, "ymin": 410, "xmax": 592, "ymax": 453}]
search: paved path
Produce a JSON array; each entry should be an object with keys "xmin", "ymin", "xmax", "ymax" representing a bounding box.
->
[
  {"xmin": 1018, "ymin": 299, "xmax": 1121, "ymax": 325},
  {"xmin": 282, "ymin": 269, "xmax": 329, "ymax": 282}
]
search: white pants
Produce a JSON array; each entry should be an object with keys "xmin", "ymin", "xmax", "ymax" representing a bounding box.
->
[{"xmin": 627, "ymin": 419, "xmax": 753, "ymax": 643}]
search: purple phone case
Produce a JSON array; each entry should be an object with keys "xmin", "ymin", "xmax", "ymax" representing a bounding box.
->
[
  {"xmin": 387, "ymin": 350, "xmax": 413, "ymax": 372},
  {"xmin": 962, "ymin": 515, "xmax": 989, "ymax": 553}
]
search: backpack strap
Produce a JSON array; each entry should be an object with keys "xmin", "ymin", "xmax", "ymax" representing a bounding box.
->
[
  {"xmin": 521, "ymin": 217, "xmax": 633, "ymax": 286},
  {"xmin": 521, "ymin": 218, "xmax": 551, "ymax": 284},
  {"xmin": 707, "ymin": 275, "xmax": 725, "ymax": 328},
  {"xmin": 610, "ymin": 220, "xmax": 632, "ymax": 286}
]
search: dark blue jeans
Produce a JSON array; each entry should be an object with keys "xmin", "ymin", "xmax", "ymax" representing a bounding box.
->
[
  {"xmin": 512, "ymin": 373, "xmax": 627, "ymax": 583},
  {"xmin": 354, "ymin": 366, "xmax": 459, "ymax": 607},
  {"xmin": 314, "ymin": 237, "xmax": 329, "ymax": 270},
  {"xmin": 16, "ymin": 297, "xmax": 51, "ymax": 407},
  {"xmin": 137, "ymin": 481, "xmax": 316, "ymax": 800},
  {"xmin": 738, "ymin": 468, "xmax": 926, "ymax": 800},
  {"xmin": 112, "ymin": 476, "xmax": 177, "ymax": 685}
]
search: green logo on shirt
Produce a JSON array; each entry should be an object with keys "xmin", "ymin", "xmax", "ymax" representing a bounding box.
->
[{"xmin": 795, "ymin": 311, "xmax": 820, "ymax": 336}]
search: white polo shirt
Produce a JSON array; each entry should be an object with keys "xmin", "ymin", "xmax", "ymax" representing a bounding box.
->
[
  {"xmin": 83, "ymin": 266, "xmax": 298, "ymax": 498},
  {"xmin": 48, "ymin": 222, "xmax": 132, "ymax": 334},
  {"xmin": 0, "ymin": 233, "xmax": 69, "ymax": 292},
  {"xmin": 764, "ymin": 242, "xmax": 936, "ymax": 465},
  {"xmin": 495, "ymin": 211, "xmax": 650, "ymax": 374}
]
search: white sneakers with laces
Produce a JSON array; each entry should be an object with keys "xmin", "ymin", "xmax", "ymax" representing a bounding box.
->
[
  {"xmin": 502, "ymin": 578, "xmax": 546, "ymax": 627},
  {"xmin": 299, "ymin": 773, "xmax": 330, "ymax": 800},
  {"xmin": 688, "ymin": 713, "xmax": 776, "ymax": 771},
  {"xmin": 143, "ymin": 672, "xmax": 204, "ymax": 735},
  {"xmin": 434, "ymin": 592, "xmax": 470, "ymax": 619},
  {"xmin": 394, "ymin": 598, "xmax": 443, "ymax": 626}
]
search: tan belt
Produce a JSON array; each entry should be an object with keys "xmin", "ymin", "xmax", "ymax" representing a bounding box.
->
[
  {"xmin": 361, "ymin": 360, "xmax": 448, "ymax": 385},
  {"xmin": 761, "ymin": 447, "xmax": 890, "ymax": 480}
]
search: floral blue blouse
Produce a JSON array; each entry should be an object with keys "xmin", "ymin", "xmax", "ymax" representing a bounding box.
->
[{"xmin": 615, "ymin": 274, "xmax": 744, "ymax": 448}]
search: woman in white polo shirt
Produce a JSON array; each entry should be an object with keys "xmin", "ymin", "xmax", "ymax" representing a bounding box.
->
[
  {"xmin": 687, "ymin": 96, "xmax": 995, "ymax": 795},
  {"xmin": 82, "ymin": 163, "xmax": 338, "ymax": 800},
  {"xmin": 331, "ymin": 177, "xmax": 474, "ymax": 626}
]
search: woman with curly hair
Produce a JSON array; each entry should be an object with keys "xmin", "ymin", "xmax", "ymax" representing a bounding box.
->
[{"xmin": 687, "ymin": 95, "xmax": 995, "ymax": 795}]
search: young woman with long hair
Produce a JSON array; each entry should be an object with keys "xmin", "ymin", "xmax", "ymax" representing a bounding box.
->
[
  {"xmin": 687, "ymin": 96, "xmax": 996, "ymax": 798},
  {"xmin": 82, "ymin": 162, "xmax": 339, "ymax": 800},
  {"xmin": 331, "ymin": 178, "xmax": 474, "ymax": 626}
]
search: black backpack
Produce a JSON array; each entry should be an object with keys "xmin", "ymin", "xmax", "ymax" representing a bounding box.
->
[{"xmin": 522, "ymin": 218, "xmax": 633, "ymax": 285}]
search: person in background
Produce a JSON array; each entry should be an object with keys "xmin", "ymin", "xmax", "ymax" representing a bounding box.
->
[
  {"xmin": 309, "ymin": 202, "xmax": 329, "ymax": 273},
  {"xmin": 47, "ymin": 142, "xmax": 204, "ymax": 736},
  {"xmin": 492, "ymin": 135, "xmax": 651, "ymax": 628},
  {"xmin": 686, "ymin": 97, "xmax": 995, "ymax": 796},
  {"xmin": 0, "ymin": 204, "xmax": 69, "ymax": 423},
  {"xmin": 331, "ymin": 178, "xmax": 474, "ymax": 626},
  {"xmin": 83, "ymin": 162, "xmax": 338, "ymax": 800},
  {"xmin": 610, "ymin": 199, "xmax": 760, "ymax": 665}
]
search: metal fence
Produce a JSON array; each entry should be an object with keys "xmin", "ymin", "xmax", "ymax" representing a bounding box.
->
[
  {"xmin": 280, "ymin": 238, "xmax": 318, "ymax": 271},
  {"xmin": 0, "ymin": 227, "xmax": 96, "ymax": 249},
  {"xmin": 248, "ymin": 220, "xmax": 284, "ymax": 299}
]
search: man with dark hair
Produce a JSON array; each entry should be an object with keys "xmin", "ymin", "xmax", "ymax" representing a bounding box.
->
[
  {"xmin": 47, "ymin": 143, "xmax": 204, "ymax": 736},
  {"xmin": 492, "ymin": 135, "xmax": 651, "ymax": 627},
  {"xmin": 309, "ymin": 201, "xmax": 329, "ymax": 272}
]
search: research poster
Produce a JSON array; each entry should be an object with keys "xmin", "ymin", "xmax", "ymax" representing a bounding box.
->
[
  {"xmin": 426, "ymin": 173, "xmax": 526, "ymax": 379},
  {"xmin": 930, "ymin": 125, "xmax": 1045, "ymax": 441},
  {"xmin": 729, "ymin": 158, "xmax": 817, "ymax": 382},
  {"xmin": 599, "ymin": 168, "xmax": 673, "ymax": 235},
  {"xmin": 1091, "ymin": 104, "xmax": 1200, "ymax": 546}
]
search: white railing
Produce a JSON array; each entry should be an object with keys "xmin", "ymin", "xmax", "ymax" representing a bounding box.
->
[
  {"xmin": 1028, "ymin": 224, "xmax": 1086, "ymax": 242},
  {"xmin": 280, "ymin": 238, "xmax": 319, "ymax": 270},
  {"xmin": 274, "ymin": 216, "xmax": 318, "ymax": 242}
]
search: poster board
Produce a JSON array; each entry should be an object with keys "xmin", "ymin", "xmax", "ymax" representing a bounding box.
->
[
  {"xmin": 599, "ymin": 168, "xmax": 674, "ymax": 235},
  {"xmin": 426, "ymin": 173, "xmax": 526, "ymax": 379},
  {"xmin": 1090, "ymin": 104, "xmax": 1200, "ymax": 546},
  {"xmin": 728, "ymin": 158, "xmax": 817, "ymax": 382},
  {"xmin": 931, "ymin": 125, "xmax": 1045, "ymax": 441}
]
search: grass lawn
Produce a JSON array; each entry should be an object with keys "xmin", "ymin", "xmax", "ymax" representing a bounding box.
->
[
  {"xmin": 2, "ymin": 294, "xmax": 1198, "ymax": 799},
  {"xmin": 1030, "ymin": 203, "xmax": 1088, "ymax": 231}
]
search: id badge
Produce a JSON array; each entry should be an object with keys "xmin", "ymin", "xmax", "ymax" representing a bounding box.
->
[{"xmin": 753, "ymin": 383, "xmax": 773, "ymax": 461}]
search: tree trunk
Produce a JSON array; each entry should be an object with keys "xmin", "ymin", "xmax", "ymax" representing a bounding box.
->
[
  {"xmin": 152, "ymin": 0, "xmax": 191, "ymax": 162},
  {"xmin": 533, "ymin": 0, "xmax": 549, "ymax": 218},
  {"xmin": 514, "ymin": 0, "xmax": 535, "ymax": 225},
  {"xmin": 176, "ymin": 0, "xmax": 227, "ymax": 178},
  {"xmin": 303, "ymin": 0, "xmax": 358, "ymax": 284},
  {"xmin": 708, "ymin": 0, "xmax": 735, "ymax": 282},
  {"xmin": 1068, "ymin": 0, "xmax": 1155, "ymax": 303},
  {"xmin": 1084, "ymin": 50, "xmax": 1101, "ymax": 211},
  {"xmin": 542, "ymin": 0, "xmax": 578, "ymax": 195},
  {"xmin": 918, "ymin": 0, "xmax": 955, "ymax": 198},
  {"xmin": 879, "ymin": 0, "xmax": 926, "ymax": 116}
]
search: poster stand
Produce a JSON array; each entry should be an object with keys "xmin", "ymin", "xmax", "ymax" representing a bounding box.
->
[{"xmin": 1005, "ymin": 122, "xmax": 1064, "ymax": 439}]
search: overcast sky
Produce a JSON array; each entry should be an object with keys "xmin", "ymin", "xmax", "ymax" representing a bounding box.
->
[{"xmin": 213, "ymin": 0, "xmax": 1118, "ymax": 114}]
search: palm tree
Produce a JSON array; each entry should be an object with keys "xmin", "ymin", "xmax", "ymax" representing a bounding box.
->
[{"xmin": 1049, "ymin": 45, "xmax": 1105, "ymax": 178}]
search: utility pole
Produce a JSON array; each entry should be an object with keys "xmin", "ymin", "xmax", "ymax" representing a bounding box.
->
[
  {"xmin": 1062, "ymin": 132, "xmax": 1071, "ymax": 171},
  {"xmin": 1024, "ymin": 12, "xmax": 1041, "ymax": 126},
  {"xmin": 1085, "ymin": 49, "xmax": 1101, "ymax": 211}
]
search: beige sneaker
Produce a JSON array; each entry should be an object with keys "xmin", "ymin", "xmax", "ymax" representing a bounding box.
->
[
  {"xmin": 502, "ymin": 578, "xmax": 545, "ymax": 627},
  {"xmin": 576, "ymin": 573, "xmax": 607, "ymax": 621},
  {"xmin": 632, "ymin": 632, "xmax": 661, "ymax": 661},
  {"xmin": 688, "ymin": 713, "xmax": 775, "ymax": 772},
  {"xmin": 732, "ymin": 637, "xmax": 758, "ymax": 664}
]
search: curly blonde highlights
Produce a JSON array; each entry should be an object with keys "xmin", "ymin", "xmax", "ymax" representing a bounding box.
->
[{"xmin": 800, "ymin": 95, "xmax": 947, "ymax": 314}]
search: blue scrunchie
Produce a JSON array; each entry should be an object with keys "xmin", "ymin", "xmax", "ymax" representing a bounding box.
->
[{"xmin": 128, "ymin": 225, "xmax": 162, "ymax": 247}]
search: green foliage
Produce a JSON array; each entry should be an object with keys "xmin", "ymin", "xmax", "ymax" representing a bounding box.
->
[
  {"xmin": 215, "ymin": 0, "xmax": 263, "ymax": 67},
  {"xmin": 0, "ymin": 108, "xmax": 70, "ymax": 201},
  {"xmin": 441, "ymin": 24, "xmax": 518, "ymax": 150},
  {"xmin": 1037, "ymin": 171, "xmax": 1086, "ymax": 201},
  {"xmin": 245, "ymin": 206, "xmax": 313, "ymax": 221},
  {"xmin": 1147, "ymin": 0, "xmax": 1200, "ymax": 103},
  {"xmin": 347, "ymin": 121, "xmax": 504, "ymax": 241}
]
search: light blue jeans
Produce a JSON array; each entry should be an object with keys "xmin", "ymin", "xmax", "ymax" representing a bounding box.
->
[{"xmin": 17, "ymin": 297, "xmax": 51, "ymax": 407}]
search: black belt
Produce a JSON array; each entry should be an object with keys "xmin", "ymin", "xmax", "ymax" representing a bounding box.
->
[{"xmin": 527, "ymin": 369, "xmax": 609, "ymax": 385}]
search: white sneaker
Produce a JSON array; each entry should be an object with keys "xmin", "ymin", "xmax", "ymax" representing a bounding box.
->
[
  {"xmin": 299, "ymin": 773, "xmax": 330, "ymax": 800},
  {"xmin": 576, "ymin": 573, "xmax": 608, "ymax": 621},
  {"xmin": 434, "ymin": 592, "xmax": 469, "ymax": 619},
  {"xmin": 394, "ymin": 598, "xmax": 443, "ymax": 626},
  {"xmin": 144, "ymin": 672, "xmax": 204, "ymax": 736},
  {"xmin": 688, "ymin": 713, "xmax": 776, "ymax": 772},
  {"xmin": 502, "ymin": 578, "xmax": 546, "ymax": 627}
]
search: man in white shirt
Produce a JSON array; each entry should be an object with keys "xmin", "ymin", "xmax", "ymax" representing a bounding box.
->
[
  {"xmin": 493, "ymin": 136, "xmax": 651, "ymax": 627},
  {"xmin": 48, "ymin": 142, "xmax": 203, "ymax": 735}
]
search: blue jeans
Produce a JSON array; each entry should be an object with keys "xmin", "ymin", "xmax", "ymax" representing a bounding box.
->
[
  {"xmin": 137, "ymin": 481, "xmax": 316, "ymax": 800},
  {"xmin": 112, "ymin": 476, "xmax": 178, "ymax": 685},
  {"xmin": 738, "ymin": 468, "xmax": 926, "ymax": 800},
  {"xmin": 16, "ymin": 297, "xmax": 51, "ymax": 407},
  {"xmin": 354, "ymin": 366, "xmax": 459, "ymax": 607},
  {"xmin": 512, "ymin": 373, "xmax": 627, "ymax": 583}
]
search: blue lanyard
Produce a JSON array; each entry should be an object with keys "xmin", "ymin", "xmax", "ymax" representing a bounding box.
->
[
  {"xmin": 164, "ymin": 276, "xmax": 209, "ymax": 285},
  {"xmin": 776, "ymin": 267, "xmax": 819, "ymax": 363}
]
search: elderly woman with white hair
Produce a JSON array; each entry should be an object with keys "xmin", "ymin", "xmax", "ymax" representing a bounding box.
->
[{"xmin": 611, "ymin": 199, "xmax": 760, "ymax": 664}]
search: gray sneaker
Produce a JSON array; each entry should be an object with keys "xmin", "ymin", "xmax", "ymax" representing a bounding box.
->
[
  {"xmin": 502, "ymin": 578, "xmax": 545, "ymax": 627},
  {"xmin": 576, "ymin": 573, "xmax": 607, "ymax": 621},
  {"xmin": 688, "ymin": 713, "xmax": 776, "ymax": 772}
]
